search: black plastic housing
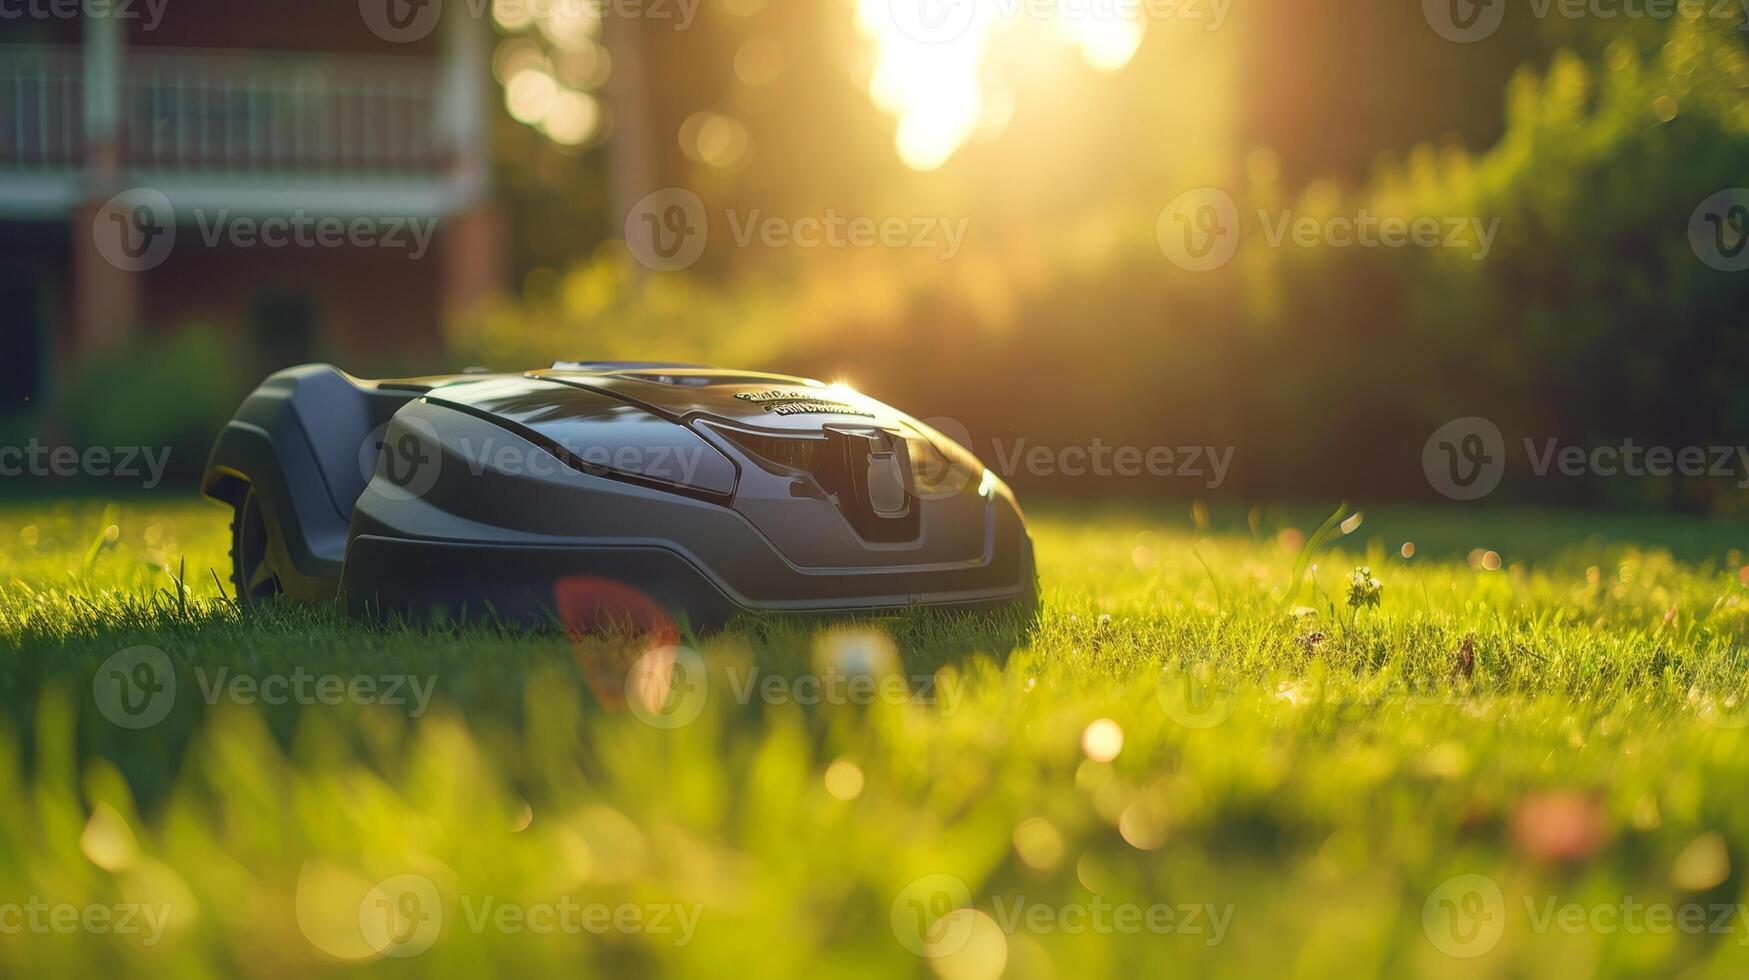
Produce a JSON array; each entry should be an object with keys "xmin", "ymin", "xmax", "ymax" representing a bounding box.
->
[{"xmin": 203, "ymin": 363, "xmax": 1037, "ymax": 630}]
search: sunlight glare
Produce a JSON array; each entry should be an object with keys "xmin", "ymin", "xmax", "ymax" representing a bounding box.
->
[
  {"xmin": 856, "ymin": 0, "xmax": 1146, "ymax": 168},
  {"xmin": 541, "ymin": 90, "xmax": 601, "ymax": 146},
  {"xmin": 1057, "ymin": 9, "xmax": 1145, "ymax": 72},
  {"xmin": 856, "ymin": 0, "xmax": 992, "ymax": 170},
  {"xmin": 506, "ymin": 69, "xmax": 559, "ymax": 124}
]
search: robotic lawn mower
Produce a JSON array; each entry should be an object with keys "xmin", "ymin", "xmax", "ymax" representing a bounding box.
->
[{"xmin": 203, "ymin": 363, "xmax": 1036, "ymax": 630}]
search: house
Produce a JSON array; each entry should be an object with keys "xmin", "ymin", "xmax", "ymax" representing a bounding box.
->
[{"xmin": 0, "ymin": 1, "xmax": 503, "ymax": 414}]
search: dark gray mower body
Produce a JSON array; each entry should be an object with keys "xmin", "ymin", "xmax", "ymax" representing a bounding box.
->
[{"xmin": 203, "ymin": 363, "xmax": 1035, "ymax": 630}]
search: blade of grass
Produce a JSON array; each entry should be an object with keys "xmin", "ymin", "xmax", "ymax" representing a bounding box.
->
[{"xmin": 1280, "ymin": 502, "xmax": 1350, "ymax": 611}]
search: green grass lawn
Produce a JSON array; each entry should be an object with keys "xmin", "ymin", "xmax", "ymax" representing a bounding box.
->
[{"xmin": 1, "ymin": 497, "xmax": 1747, "ymax": 978}]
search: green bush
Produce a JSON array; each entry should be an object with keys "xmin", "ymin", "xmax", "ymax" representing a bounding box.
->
[
  {"xmin": 56, "ymin": 325, "xmax": 246, "ymax": 488},
  {"xmin": 462, "ymin": 22, "xmax": 1749, "ymax": 512}
]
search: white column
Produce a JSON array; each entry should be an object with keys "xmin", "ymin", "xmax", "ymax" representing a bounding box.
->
[
  {"xmin": 438, "ymin": 11, "xmax": 505, "ymax": 323},
  {"xmin": 442, "ymin": 10, "xmax": 489, "ymax": 208},
  {"xmin": 82, "ymin": 12, "xmax": 124, "ymax": 182},
  {"xmin": 74, "ymin": 13, "xmax": 139, "ymax": 352}
]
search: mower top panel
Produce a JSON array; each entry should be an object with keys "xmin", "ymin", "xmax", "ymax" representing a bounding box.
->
[
  {"xmin": 418, "ymin": 374, "xmax": 739, "ymax": 498},
  {"xmin": 529, "ymin": 368, "xmax": 918, "ymax": 435}
]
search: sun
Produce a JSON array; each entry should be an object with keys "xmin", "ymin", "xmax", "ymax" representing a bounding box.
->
[{"xmin": 853, "ymin": 0, "xmax": 1146, "ymax": 170}]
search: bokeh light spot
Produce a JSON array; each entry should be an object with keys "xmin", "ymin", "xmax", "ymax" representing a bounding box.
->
[
  {"xmin": 735, "ymin": 38, "xmax": 785, "ymax": 87},
  {"xmin": 1012, "ymin": 817, "xmax": 1064, "ymax": 870},
  {"xmin": 824, "ymin": 759, "xmax": 865, "ymax": 800},
  {"xmin": 924, "ymin": 909, "xmax": 1007, "ymax": 980},
  {"xmin": 506, "ymin": 69, "xmax": 559, "ymax": 124},
  {"xmin": 1081, "ymin": 718, "xmax": 1124, "ymax": 762}
]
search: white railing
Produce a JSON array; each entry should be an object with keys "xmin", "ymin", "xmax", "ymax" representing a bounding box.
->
[
  {"xmin": 121, "ymin": 48, "xmax": 453, "ymax": 173},
  {"xmin": 0, "ymin": 45, "xmax": 456, "ymax": 175},
  {"xmin": 0, "ymin": 46, "xmax": 83, "ymax": 170}
]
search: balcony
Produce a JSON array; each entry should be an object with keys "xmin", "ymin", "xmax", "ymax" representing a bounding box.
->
[
  {"xmin": 0, "ymin": 42, "xmax": 484, "ymax": 219},
  {"xmin": 0, "ymin": 46, "xmax": 82, "ymax": 172}
]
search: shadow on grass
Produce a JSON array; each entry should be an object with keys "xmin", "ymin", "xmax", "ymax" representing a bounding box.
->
[{"xmin": 5, "ymin": 592, "xmax": 1037, "ymax": 807}]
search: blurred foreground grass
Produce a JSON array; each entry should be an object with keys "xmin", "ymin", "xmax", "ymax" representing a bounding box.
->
[{"xmin": 1, "ymin": 499, "xmax": 1748, "ymax": 978}]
